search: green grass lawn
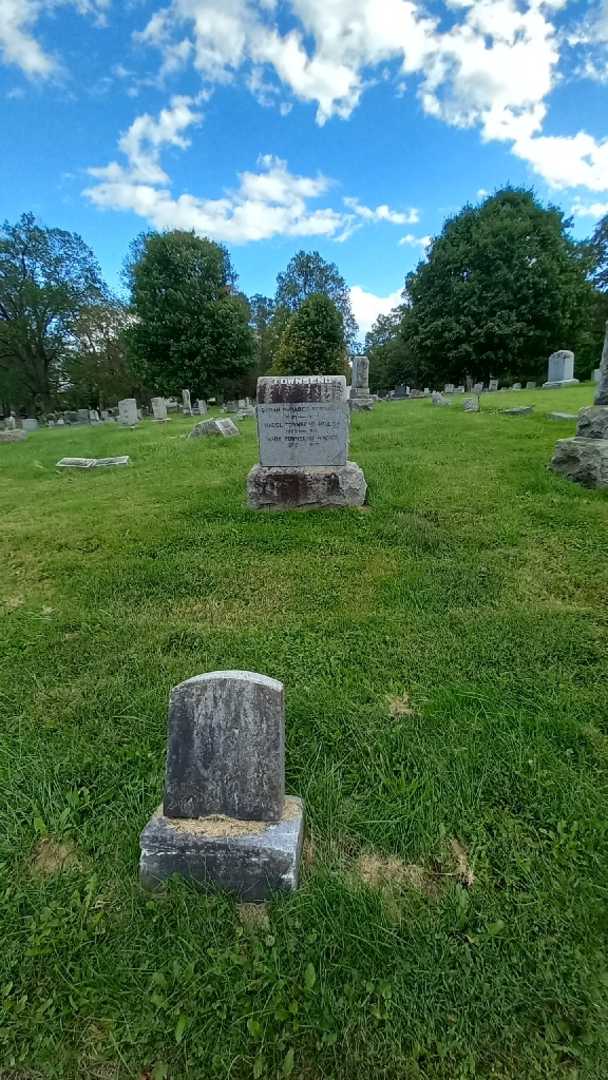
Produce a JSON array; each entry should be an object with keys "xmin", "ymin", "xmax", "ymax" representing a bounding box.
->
[{"xmin": 1, "ymin": 386, "xmax": 608, "ymax": 1080}]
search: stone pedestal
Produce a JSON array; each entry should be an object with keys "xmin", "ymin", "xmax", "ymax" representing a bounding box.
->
[
  {"xmin": 139, "ymin": 671, "xmax": 304, "ymax": 899},
  {"xmin": 550, "ymin": 405, "xmax": 608, "ymax": 489},
  {"xmin": 140, "ymin": 796, "xmax": 304, "ymax": 900},
  {"xmin": 543, "ymin": 350, "xmax": 579, "ymax": 389},
  {"xmin": 247, "ymin": 462, "xmax": 366, "ymax": 509},
  {"xmin": 248, "ymin": 375, "xmax": 367, "ymax": 509},
  {"xmin": 550, "ymin": 438, "xmax": 608, "ymax": 489}
]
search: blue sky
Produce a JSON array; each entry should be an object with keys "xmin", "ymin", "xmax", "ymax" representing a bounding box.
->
[{"xmin": 2, "ymin": 0, "xmax": 608, "ymax": 335}]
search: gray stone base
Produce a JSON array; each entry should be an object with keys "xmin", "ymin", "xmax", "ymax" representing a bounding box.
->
[
  {"xmin": 550, "ymin": 437, "xmax": 608, "ymax": 489},
  {"xmin": 140, "ymin": 795, "xmax": 304, "ymax": 900},
  {"xmin": 247, "ymin": 462, "xmax": 367, "ymax": 509},
  {"xmin": 576, "ymin": 406, "xmax": 608, "ymax": 440},
  {"xmin": 350, "ymin": 396, "xmax": 375, "ymax": 411},
  {"xmin": 542, "ymin": 379, "xmax": 580, "ymax": 389}
]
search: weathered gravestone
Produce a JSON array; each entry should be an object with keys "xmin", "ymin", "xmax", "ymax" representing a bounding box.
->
[
  {"xmin": 77, "ymin": 409, "xmax": 90, "ymax": 424},
  {"xmin": 151, "ymin": 397, "xmax": 168, "ymax": 422},
  {"xmin": 247, "ymin": 375, "xmax": 366, "ymax": 509},
  {"xmin": 593, "ymin": 368, "xmax": 601, "ymax": 385},
  {"xmin": 118, "ymin": 398, "xmax": 139, "ymax": 426},
  {"xmin": 548, "ymin": 412, "xmax": 577, "ymax": 421},
  {"xmin": 543, "ymin": 350, "xmax": 579, "ymax": 389},
  {"xmin": 444, "ymin": 383, "xmax": 455, "ymax": 394},
  {"xmin": 196, "ymin": 399, "xmax": 208, "ymax": 416},
  {"xmin": 550, "ymin": 322, "xmax": 608, "ymax": 488},
  {"xmin": 182, "ymin": 389, "xmax": 193, "ymax": 416},
  {"xmin": 473, "ymin": 382, "xmax": 484, "ymax": 394},
  {"xmin": 463, "ymin": 398, "xmax": 480, "ymax": 412},
  {"xmin": 488, "ymin": 379, "xmax": 499, "ymax": 392},
  {"xmin": 139, "ymin": 671, "xmax": 304, "ymax": 899},
  {"xmin": 501, "ymin": 405, "xmax": 534, "ymax": 416},
  {"xmin": 455, "ymin": 385, "xmax": 465, "ymax": 394},
  {"xmin": 526, "ymin": 381, "xmax": 537, "ymax": 390},
  {"xmin": 512, "ymin": 383, "xmax": 522, "ymax": 390},
  {"xmin": 188, "ymin": 418, "xmax": 239, "ymax": 438},
  {"xmin": 5, "ymin": 415, "xmax": 16, "ymax": 430},
  {"xmin": 89, "ymin": 409, "xmax": 100, "ymax": 423},
  {"xmin": 431, "ymin": 391, "xmax": 450, "ymax": 406},
  {"xmin": 350, "ymin": 354, "xmax": 374, "ymax": 410},
  {"xmin": 22, "ymin": 418, "xmax": 38, "ymax": 432}
]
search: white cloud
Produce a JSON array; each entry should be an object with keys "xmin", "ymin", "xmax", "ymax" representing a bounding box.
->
[
  {"xmin": 85, "ymin": 97, "xmax": 417, "ymax": 244},
  {"xmin": 571, "ymin": 198, "xmax": 608, "ymax": 219},
  {"xmin": 343, "ymin": 197, "xmax": 419, "ymax": 225},
  {"xmin": 477, "ymin": 187, "xmax": 489, "ymax": 198},
  {"xmin": 512, "ymin": 130, "xmax": 608, "ymax": 191},
  {"xmin": 0, "ymin": 0, "xmax": 109, "ymax": 77},
  {"xmin": 398, "ymin": 233, "xmax": 431, "ymax": 249},
  {"xmin": 349, "ymin": 285, "xmax": 403, "ymax": 338},
  {"xmin": 131, "ymin": 0, "xmax": 608, "ymax": 195}
]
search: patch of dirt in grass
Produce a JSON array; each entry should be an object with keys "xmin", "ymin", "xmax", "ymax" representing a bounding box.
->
[
  {"xmin": 355, "ymin": 852, "xmax": 440, "ymax": 898},
  {"xmin": 449, "ymin": 837, "xmax": 475, "ymax": 888},
  {"xmin": 31, "ymin": 837, "xmax": 80, "ymax": 877},
  {"xmin": 388, "ymin": 693, "xmax": 416, "ymax": 718},
  {"xmin": 302, "ymin": 835, "xmax": 316, "ymax": 868},
  {"xmin": 238, "ymin": 903, "xmax": 270, "ymax": 930},
  {"xmin": 2, "ymin": 594, "xmax": 25, "ymax": 610}
]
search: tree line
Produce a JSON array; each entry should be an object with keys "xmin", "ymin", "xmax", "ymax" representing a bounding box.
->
[
  {"xmin": 0, "ymin": 217, "xmax": 353, "ymax": 416},
  {"xmin": 1, "ymin": 188, "xmax": 607, "ymax": 415},
  {"xmin": 366, "ymin": 188, "xmax": 608, "ymax": 393}
]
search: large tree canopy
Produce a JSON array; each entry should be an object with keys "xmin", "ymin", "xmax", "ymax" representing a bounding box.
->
[
  {"xmin": 126, "ymin": 230, "xmax": 254, "ymax": 397},
  {"xmin": 0, "ymin": 212, "xmax": 105, "ymax": 412},
  {"xmin": 368, "ymin": 189, "xmax": 594, "ymax": 390},
  {"xmin": 275, "ymin": 250, "xmax": 357, "ymax": 347},
  {"xmin": 272, "ymin": 292, "xmax": 347, "ymax": 376}
]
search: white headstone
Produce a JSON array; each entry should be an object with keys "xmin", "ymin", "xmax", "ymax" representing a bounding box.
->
[
  {"xmin": 182, "ymin": 389, "xmax": 192, "ymax": 415},
  {"xmin": 543, "ymin": 350, "xmax": 579, "ymax": 388},
  {"xmin": 151, "ymin": 397, "xmax": 168, "ymax": 421}
]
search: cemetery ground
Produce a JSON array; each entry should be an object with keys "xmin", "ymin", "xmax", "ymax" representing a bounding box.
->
[{"xmin": 1, "ymin": 385, "xmax": 608, "ymax": 1080}]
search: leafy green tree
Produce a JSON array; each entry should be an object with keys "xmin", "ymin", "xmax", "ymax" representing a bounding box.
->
[
  {"xmin": 249, "ymin": 293, "xmax": 278, "ymax": 376},
  {"xmin": 365, "ymin": 306, "xmax": 413, "ymax": 393},
  {"xmin": 589, "ymin": 214, "xmax": 608, "ymax": 292},
  {"xmin": 0, "ymin": 212, "xmax": 105, "ymax": 413},
  {"xmin": 400, "ymin": 189, "xmax": 593, "ymax": 386},
  {"xmin": 125, "ymin": 230, "xmax": 253, "ymax": 397},
  {"xmin": 62, "ymin": 298, "xmax": 142, "ymax": 409},
  {"xmin": 273, "ymin": 293, "xmax": 347, "ymax": 376},
  {"xmin": 275, "ymin": 250, "xmax": 357, "ymax": 346}
]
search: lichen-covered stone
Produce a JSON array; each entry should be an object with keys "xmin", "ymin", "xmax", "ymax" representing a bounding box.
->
[
  {"xmin": 247, "ymin": 462, "xmax": 367, "ymax": 509},
  {"xmin": 165, "ymin": 671, "xmax": 285, "ymax": 822},
  {"xmin": 595, "ymin": 322, "xmax": 608, "ymax": 406},
  {"xmin": 576, "ymin": 407, "xmax": 608, "ymax": 439},
  {"xmin": 550, "ymin": 437, "xmax": 608, "ymax": 489}
]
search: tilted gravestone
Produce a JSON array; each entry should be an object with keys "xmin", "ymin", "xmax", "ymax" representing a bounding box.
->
[
  {"xmin": 182, "ymin": 389, "xmax": 193, "ymax": 416},
  {"xmin": 350, "ymin": 354, "xmax": 374, "ymax": 410},
  {"xmin": 188, "ymin": 418, "xmax": 239, "ymax": 438},
  {"xmin": 139, "ymin": 671, "xmax": 304, "ymax": 899},
  {"xmin": 247, "ymin": 375, "xmax": 366, "ymax": 509},
  {"xmin": 550, "ymin": 321, "xmax": 608, "ymax": 488},
  {"xmin": 118, "ymin": 398, "xmax": 139, "ymax": 426},
  {"xmin": 543, "ymin": 350, "xmax": 579, "ymax": 389}
]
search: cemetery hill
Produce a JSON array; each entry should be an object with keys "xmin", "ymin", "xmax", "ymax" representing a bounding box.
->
[{"xmin": 2, "ymin": 191, "xmax": 608, "ymax": 1079}]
